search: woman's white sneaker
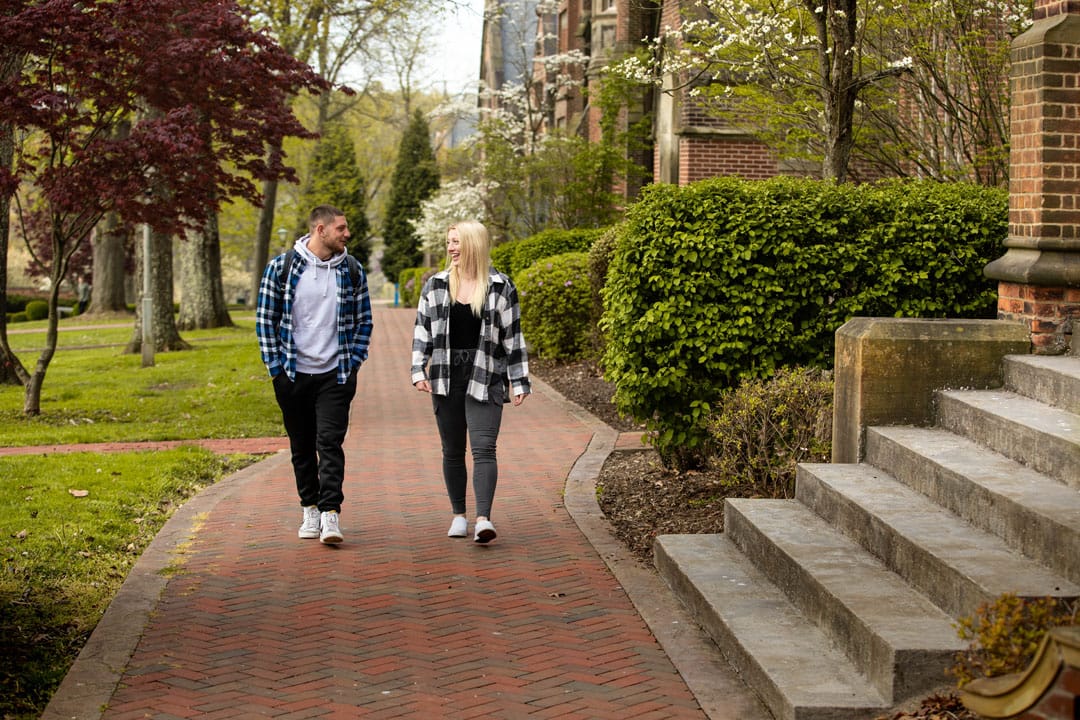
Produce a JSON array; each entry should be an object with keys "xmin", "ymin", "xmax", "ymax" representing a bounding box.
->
[
  {"xmin": 474, "ymin": 519, "xmax": 496, "ymax": 544},
  {"xmin": 447, "ymin": 515, "xmax": 468, "ymax": 537}
]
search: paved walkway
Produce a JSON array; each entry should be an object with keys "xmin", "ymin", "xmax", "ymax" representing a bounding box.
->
[{"xmin": 40, "ymin": 307, "xmax": 769, "ymax": 720}]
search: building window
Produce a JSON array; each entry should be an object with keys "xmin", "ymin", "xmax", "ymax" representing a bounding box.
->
[{"xmin": 601, "ymin": 0, "xmax": 614, "ymax": 11}]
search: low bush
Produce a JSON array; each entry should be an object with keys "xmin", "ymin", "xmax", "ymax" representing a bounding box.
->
[
  {"xmin": 398, "ymin": 266, "xmax": 439, "ymax": 308},
  {"xmin": 949, "ymin": 593, "xmax": 1078, "ymax": 688},
  {"xmin": 491, "ymin": 227, "xmax": 606, "ymax": 281},
  {"xmin": 517, "ymin": 252, "xmax": 592, "ymax": 360},
  {"xmin": 24, "ymin": 301, "xmax": 48, "ymax": 321},
  {"xmin": 706, "ymin": 367, "xmax": 833, "ymax": 498}
]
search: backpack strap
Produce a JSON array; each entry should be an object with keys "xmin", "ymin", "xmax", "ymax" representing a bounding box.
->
[
  {"xmin": 279, "ymin": 248, "xmax": 360, "ymax": 294},
  {"xmin": 345, "ymin": 254, "xmax": 361, "ymax": 289},
  {"xmin": 279, "ymin": 248, "xmax": 297, "ymax": 297}
]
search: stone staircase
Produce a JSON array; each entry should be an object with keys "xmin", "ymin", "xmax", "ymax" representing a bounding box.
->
[{"xmin": 656, "ymin": 352, "xmax": 1080, "ymax": 720}]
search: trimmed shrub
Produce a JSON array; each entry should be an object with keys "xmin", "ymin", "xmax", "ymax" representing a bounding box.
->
[
  {"xmin": 24, "ymin": 301, "xmax": 48, "ymax": 321},
  {"xmin": 601, "ymin": 177, "xmax": 1004, "ymax": 469},
  {"xmin": 517, "ymin": 252, "xmax": 592, "ymax": 360},
  {"xmin": 398, "ymin": 266, "xmax": 439, "ymax": 308},
  {"xmin": 491, "ymin": 227, "xmax": 606, "ymax": 281},
  {"xmin": 706, "ymin": 367, "xmax": 833, "ymax": 498}
]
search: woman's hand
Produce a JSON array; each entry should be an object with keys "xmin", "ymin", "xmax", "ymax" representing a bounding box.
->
[
  {"xmin": 414, "ymin": 380, "xmax": 431, "ymax": 393},
  {"xmin": 513, "ymin": 393, "xmax": 527, "ymax": 406}
]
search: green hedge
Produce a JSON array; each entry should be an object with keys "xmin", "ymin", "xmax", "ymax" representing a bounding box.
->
[
  {"xmin": 601, "ymin": 177, "xmax": 1004, "ymax": 469},
  {"xmin": 517, "ymin": 252, "xmax": 592, "ymax": 360},
  {"xmin": 398, "ymin": 266, "xmax": 439, "ymax": 308},
  {"xmin": 24, "ymin": 301, "xmax": 48, "ymax": 321},
  {"xmin": 491, "ymin": 228, "xmax": 606, "ymax": 281}
]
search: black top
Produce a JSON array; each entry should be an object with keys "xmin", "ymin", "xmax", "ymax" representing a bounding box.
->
[{"xmin": 449, "ymin": 300, "xmax": 482, "ymax": 350}]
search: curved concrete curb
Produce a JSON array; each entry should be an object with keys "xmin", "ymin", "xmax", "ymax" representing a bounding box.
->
[
  {"xmin": 40, "ymin": 452, "xmax": 290, "ymax": 720},
  {"xmin": 534, "ymin": 376, "xmax": 771, "ymax": 720}
]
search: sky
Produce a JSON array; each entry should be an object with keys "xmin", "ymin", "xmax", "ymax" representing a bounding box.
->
[{"xmin": 424, "ymin": 0, "xmax": 487, "ymax": 97}]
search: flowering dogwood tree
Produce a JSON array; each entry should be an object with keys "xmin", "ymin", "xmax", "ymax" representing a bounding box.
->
[
  {"xmin": 615, "ymin": 0, "xmax": 1028, "ymax": 183},
  {"xmin": 410, "ymin": 179, "xmax": 490, "ymax": 262}
]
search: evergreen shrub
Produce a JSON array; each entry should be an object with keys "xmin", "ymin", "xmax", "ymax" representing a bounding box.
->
[
  {"xmin": 517, "ymin": 252, "xmax": 592, "ymax": 360},
  {"xmin": 601, "ymin": 177, "xmax": 1005, "ymax": 469},
  {"xmin": 24, "ymin": 301, "xmax": 48, "ymax": 321},
  {"xmin": 398, "ymin": 266, "xmax": 438, "ymax": 308},
  {"xmin": 491, "ymin": 227, "xmax": 605, "ymax": 281}
]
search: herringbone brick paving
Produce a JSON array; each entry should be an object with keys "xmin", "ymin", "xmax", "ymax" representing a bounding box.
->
[{"xmin": 92, "ymin": 306, "xmax": 716, "ymax": 719}]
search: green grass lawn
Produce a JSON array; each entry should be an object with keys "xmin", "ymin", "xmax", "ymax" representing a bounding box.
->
[
  {"xmin": 1, "ymin": 316, "xmax": 284, "ymax": 445},
  {"xmin": 0, "ymin": 314, "xmax": 281, "ymax": 719}
]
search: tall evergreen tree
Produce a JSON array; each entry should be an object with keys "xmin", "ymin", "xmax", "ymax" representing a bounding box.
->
[
  {"xmin": 300, "ymin": 122, "xmax": 372, "ymax": 267},
  {"xmin": 381, "ymin": 109, "xmax": 439, "ymax": 284}
]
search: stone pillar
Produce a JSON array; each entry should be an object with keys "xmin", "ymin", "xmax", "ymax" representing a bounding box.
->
[
  {"xmin": 984, "ymin": 0, "xmax": 1080, "ymax": 354},
  {"xmin": 831, "ymin": 318, "xmax": 1030, "ymax": 463}
]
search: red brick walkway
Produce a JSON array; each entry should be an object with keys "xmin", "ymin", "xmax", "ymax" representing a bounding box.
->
[{"xmin": 40, "ymin": 306, "xmax": 768, "ymax": 720}]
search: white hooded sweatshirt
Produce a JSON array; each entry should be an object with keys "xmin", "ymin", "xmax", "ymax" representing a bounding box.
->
[{"xmin": 292, "ymin": 236, "xmax": 347, "ymax": 375}]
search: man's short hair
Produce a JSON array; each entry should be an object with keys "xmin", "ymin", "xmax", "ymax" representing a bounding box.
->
[{"xmin": 309, "ymin": 205, "xmax": 345, "ymax": 230}]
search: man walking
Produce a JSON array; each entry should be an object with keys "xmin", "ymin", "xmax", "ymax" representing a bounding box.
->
[{"xmin": 256, "ymin": 205, "xmax": 373, "ymax": 544}]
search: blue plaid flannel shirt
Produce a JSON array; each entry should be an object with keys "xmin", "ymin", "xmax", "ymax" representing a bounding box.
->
[
  {"xmin": 411, "ymin": 268, "xmax": 530, "ymax": 403},
  {"xmin": 256, "ymin": 249, "xmax": 373, "ymax": 384}
]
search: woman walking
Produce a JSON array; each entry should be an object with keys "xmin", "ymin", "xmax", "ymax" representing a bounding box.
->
[{"xmin": 411, "ymin": 221, "xmax": 530, "ymax": 543}]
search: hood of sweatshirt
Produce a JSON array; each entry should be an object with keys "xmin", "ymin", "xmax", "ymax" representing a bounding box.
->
[{"xmin": 295, "ymin": 235, "xmax": 347, "ymax": 297}]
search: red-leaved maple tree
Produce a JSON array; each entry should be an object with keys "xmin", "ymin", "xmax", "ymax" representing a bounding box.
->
[{"xmin": 0, "ymin": 0, "xmax": 331, "ymax": 415}]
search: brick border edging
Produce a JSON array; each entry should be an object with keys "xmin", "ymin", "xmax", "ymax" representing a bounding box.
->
[
  {"xmin": 39, "ymin": 452, "xmax": 291, "ymax": 720},
  {"xmin": 538, "ymin": 376, "xmax": 771, "ymax": 720}
]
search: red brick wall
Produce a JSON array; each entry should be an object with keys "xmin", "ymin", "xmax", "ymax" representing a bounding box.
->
[
  {"xmin": 1008, "ymin": 24, "xmax": 1080, "ymax": 243},
  {"xmin": 994, "ymin": 0, "xmax": 1080, "ymax": 352},
  {"xmin": 998, "ymin": 283, "xmax": 1080, "ymax": 352},
  {"xmin": 678, "ymin": 137, "xmax": 778, "ymax": 183}
]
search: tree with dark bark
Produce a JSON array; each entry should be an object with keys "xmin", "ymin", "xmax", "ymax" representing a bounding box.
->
[
  {"xmin": 381, "ymin": 109, "xmax": 440, "ymax": 284},
  {"xmin": 0, "ymin": 0, "xmax": 329, "ymax": 415}
]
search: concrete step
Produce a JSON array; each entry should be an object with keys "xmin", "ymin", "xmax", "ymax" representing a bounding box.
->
[
  {"xmin": 724, "ymin": 499, "xmax": 964, "ymax": 703},
  {"xmin": 1003, "ymin": 354, "xmax": 1080, "ymax": 413},
  {"xmin": 796, "ymin": 462, "xmax": 1080, "ymax": 619},
  {"xmin": 866, "ymin": 425, "xmax": 1080, "ymax": 586},
  {"xmin": 936, "ymin": 389, "xmax": 1080, "ymax": 489},
  {"xmin": 655, "ymin": 533, "xmax": 889, "ymax": 720}
]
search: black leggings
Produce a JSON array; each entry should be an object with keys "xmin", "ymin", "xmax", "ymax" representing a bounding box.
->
[{"xmin": 432, "ymin": 352, "xmax": 504, "ymax": 518}]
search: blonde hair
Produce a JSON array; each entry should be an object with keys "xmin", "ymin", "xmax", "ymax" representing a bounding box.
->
[{"xmin": 447, "ymin": 221, "xmax": 491, "ymax": 317}]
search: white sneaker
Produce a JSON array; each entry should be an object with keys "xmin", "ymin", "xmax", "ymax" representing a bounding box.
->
[
  {"xmin": 298, "ymin": 506, "xmax": 321, "ymax": 539},
  {"xmin": 474, "ymin": 519, "xmax": 496, "ymax": 544},
  {"xmin": 447, "ymin": 515, "xmax": 468, "ymax": 538},
  {"xmin": 320, "ymin": 510, "xmax": 343, "ymax": 544}
]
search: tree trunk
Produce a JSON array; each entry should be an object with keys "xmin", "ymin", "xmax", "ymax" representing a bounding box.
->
[
  {"xmin": 250, "ymin": 145, "xmax": 283, "ymax": 307},
  {"xmin": 177, "ymin": 211, "xmax": 233, "ymax": 330},
  {"xmin": 126, "ymin": 227, "xmax": 189, "ymax": 354},
  {"xmin": 0, "ymin": 49, "xmax": 27, "ymax": 386},
  {"xmin": 23, "ymin": 227, "xmax": 69, "ymax": 415},
  {"xmin": 90, "ymin": 211, "xmax": 133, "ymax": 314}
]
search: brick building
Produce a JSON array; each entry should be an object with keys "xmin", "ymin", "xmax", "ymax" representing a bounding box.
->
[{"xmin": 516, "ymin": 0, "xmax": 790, "ymax": 188}]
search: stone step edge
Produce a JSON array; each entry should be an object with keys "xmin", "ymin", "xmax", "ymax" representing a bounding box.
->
[
  {"xmin": 655, "ymin": 533, "xmax": 888, "ymax": 720},
  {"xmin": 865, "ymin": 425, "xmax": 1080, "ymax": 586},
  {"xmin": 796, "ymin": 462, "xmax": 1080, "ymax": 619},
  {"xmin": 725, "ymin": 498, "xmax": 962, "ymax": 701}
]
